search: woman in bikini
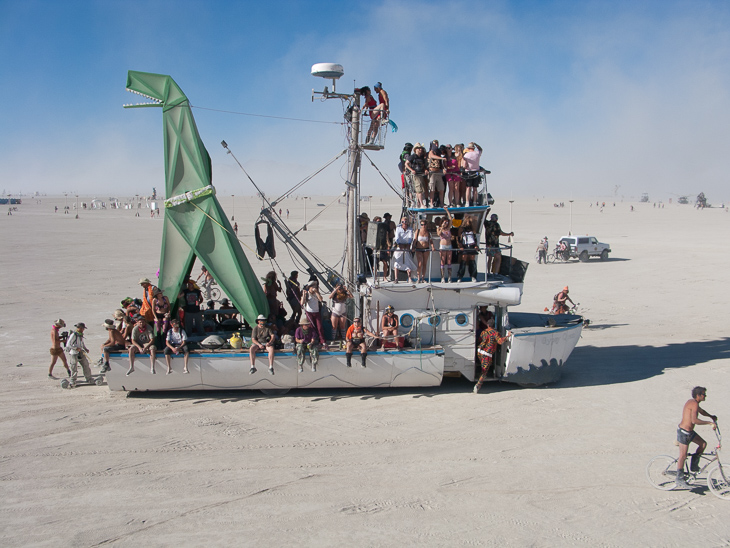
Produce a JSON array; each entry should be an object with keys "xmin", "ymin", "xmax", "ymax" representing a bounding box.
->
[
  {"xmin": 443, "ymin": 145, "xmax": 462, "ymax": 207},
  {"xmin": 152, "ymin": 289, "xmax": 171, "ymax": 343},
  {"xmin": 437, "ymin": 207, "xmax": 454, "ymax": 282},
  {"xmin": 328, "ymin": 282, "xmax": 352, "ymax": 340},
  {"xmin": 413, "ymin": 218, "xmax": 434, "ymax": 283},
  {"xmin": 380, "ymin": 305, "xmax": 399, "ymax": 341}
]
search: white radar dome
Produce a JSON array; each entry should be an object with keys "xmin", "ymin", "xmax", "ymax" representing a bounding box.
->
[{"xmin": 311, "ymin": 63, "xmax": 344, "ymax": 79}]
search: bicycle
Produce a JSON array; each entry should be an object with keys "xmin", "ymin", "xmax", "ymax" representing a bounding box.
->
[
  {"xmin": 646, "ymin": 421, "xmax": 729, "ymax": 499},
  {"xmin": 209, "ymin": 282, "xmax": 222, "ymax": 302},
  {"xmin": 549, "ymin": 245, "xmax": 571, "ymax": 263}
]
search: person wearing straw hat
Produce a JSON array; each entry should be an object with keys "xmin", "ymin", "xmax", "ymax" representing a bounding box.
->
[
  {"xmin": 48, "ymin": 319, "xmax": 71, "ymax": 379},
  {"xmin": 138, "ymin": 277, "xmax": 158, "ymax": 323},
  {"xmin": 294, "ymin": 316, "xmax": 320, "ymax": 373},
  {"xmin": 249, "ymin": 314, "xmax": 276, "ymax": 375},
  {"xmin": 65, "ymin": 322, "xmax": 93, "ymax": 386},
  {"xmin": 128, "ymin": 316, "xmax": 158, "ymax": 376}
]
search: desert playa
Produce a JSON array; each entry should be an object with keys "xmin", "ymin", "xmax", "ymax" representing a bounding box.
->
[{"xmin": 1, "ymin": 195, "xmax": 728, "ymax": 546}]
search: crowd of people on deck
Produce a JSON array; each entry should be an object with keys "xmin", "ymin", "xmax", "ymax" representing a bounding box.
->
[
  {"xmin": 49, "ymin": 265, "xmax": 419, "ymax": 380},
  {"xmin": 398, "ymin": 140, "xmax": 489, "ymax": 209},
  {"xmin": 360, "ymin": 206, "xmax": 513, "ymax": 283}
]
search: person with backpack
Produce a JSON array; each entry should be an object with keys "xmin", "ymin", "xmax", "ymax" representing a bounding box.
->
[
  {"xmin": 65, "ymin": 322, "xmax": 93, "ymax": 387},
  {"xmin": 553, "ymin": 286, "xmax": 575, "ymax": 314}
]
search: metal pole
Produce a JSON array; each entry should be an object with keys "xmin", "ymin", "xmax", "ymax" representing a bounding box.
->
[
  {"xmin": 346, "ymin": 95, "xmax": 361, "ymax": 288},
  {"xmin": 231, "ymin": 194, "xmax": 235, "ymax": 221},
  {"xmin": 569, "ymin": 200, "xmax": 574, "ymax": 235},
  {"xmin": 303, "ymin": 197, "xmax": 308, "ymax": 231},
  {"xmin": 508, "ymin": 200, "xmax": 514, "ymax": 242},
  {"xmin": 75, "ymin": 194, "xmax": 79, "ymax": 219}
]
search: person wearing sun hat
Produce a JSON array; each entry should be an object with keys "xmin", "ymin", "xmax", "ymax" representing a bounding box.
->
[
  {"xmin": 249, "ymin": 314, "xmax": 276, "ymax": 375},
  {"xmin": 65, "ymin": 322, "xmax": 93, "ymax": 386},
  {"xmin": 294, "ymin": 316, "xmax": 320, "ymax": 373},
  {"xmin": 138, "ymin": 277, "xmax": 158, "ymax": 323}
]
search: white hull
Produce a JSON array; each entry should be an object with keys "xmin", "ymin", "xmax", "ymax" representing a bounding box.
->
[
  {"xmin": 503, "ymin": 316, "xmax": 583, "ymax": 385},
  {"xmin": 106, "ymin": 348, "xmax": 444, "ymax": 392}
]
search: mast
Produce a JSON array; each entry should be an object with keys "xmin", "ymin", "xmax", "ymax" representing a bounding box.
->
[
  {"xmin": 311, "ymin": 63, "xmax": 362, "ymax": 290},
  {"xmin": 346, "ymin": 92, "xmax": 361, "ymax": 287}
]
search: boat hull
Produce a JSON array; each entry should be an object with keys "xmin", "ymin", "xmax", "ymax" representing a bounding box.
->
[
  {"xmin": 502, "ymin": 313, "xmax": 584, "ymax": 385},
  {"xmin": 105, "ymin": 348, "xmax": 445, "ymax": 392}
]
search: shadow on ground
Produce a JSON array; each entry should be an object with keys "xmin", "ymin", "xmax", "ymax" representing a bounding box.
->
[
  {"xmin": 125, "ymin": 375, "xmax": 485, "ymax": 403},
  {"xmin": 560, "ymin": 337, "xmax": 730, "ymax": 388},
  {"xmin": 124, "ymin": 338, "xmax": 730, "ymax": 401}
]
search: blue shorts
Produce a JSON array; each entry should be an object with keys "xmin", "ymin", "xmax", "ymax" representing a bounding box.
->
[{"xmin": 677, "ymin": 427, "xmax": 696, "ymax": 445}]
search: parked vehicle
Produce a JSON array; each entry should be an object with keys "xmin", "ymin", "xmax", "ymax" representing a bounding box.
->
[{"xmin": 559, "ymin": 236, "xmax": 611, "ymax": 262}]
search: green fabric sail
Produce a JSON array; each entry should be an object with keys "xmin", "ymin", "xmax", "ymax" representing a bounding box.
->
[{"xmin": 125, "ymin": 70, "xmax": 269, "ymax": 324}]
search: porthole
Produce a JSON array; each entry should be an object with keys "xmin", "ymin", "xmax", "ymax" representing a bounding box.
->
[
  {"xmin": 400, "ymin": 313, "xmax": 414, "ymax": 328},
  {"xmin": 428, "ymin": 315, "xmax": 441, "ymax": 327},
  {"xmin": 455, "ymin": 313, "xmax": 469, "ymax": 326}
]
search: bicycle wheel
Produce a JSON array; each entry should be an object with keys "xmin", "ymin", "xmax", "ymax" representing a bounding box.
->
[
  {"xmin": 707, "ymin": 462, "xmax": 730, "ymax": 500},
  {"xmin": 646, "ymin": 455, "xmax": 680, "ymax": 490},
  {"xmin": 547, "ymin": 253, "xmax": 555, "ymax": 263},
  {"xmin": 210, "ymin": 287, "xmax": 222, "ymax": 301}
]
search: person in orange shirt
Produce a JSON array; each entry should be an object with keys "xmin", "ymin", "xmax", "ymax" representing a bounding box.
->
[{"xmin": 345, "ymin": 317, "xmax": 378, "ymax": 368}]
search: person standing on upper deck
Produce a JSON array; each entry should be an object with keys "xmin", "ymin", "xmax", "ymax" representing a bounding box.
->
[
  {"xmin": 405, "ymin": 144, "xmax": 429, "ymax": 208},
  {"xmin": 483, "ymin": 214, "xmax": 513, "ymax": 275},
  {"xmin": 428, "ymin": 141, "xmax": 446, "ymax": 208},
  {"xmin": 461, "ymin": 142, "xmax": 483, "ymax": 207}
]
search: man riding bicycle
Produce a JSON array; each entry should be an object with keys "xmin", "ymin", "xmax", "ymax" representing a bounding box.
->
[
  {"xmin": 556, "ymin": 240, "xmax": 569, "ymax": 261},
  {"xmin": 675, "ymin": 386, "xmax": 717, "ymax": 489},
  {"xmin": 552, "ymin": 286, "xmax": 574, "ymax": 314}
]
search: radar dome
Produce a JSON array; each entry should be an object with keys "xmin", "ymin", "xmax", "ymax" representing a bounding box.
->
[{"xmin": 311, "ymin": 63, "xmax": 344, "ymax": 79}]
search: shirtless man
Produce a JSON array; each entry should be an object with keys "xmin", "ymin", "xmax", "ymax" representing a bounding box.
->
[
  {"xmin": 675, "ymin": 386, "xmax": 717, "ymax": 488},
  {"xmin": 100, "ymin": 320, "xmax": 128, "ymax": 373},
  {"xmin": 127, "ymin": 316, "xmax": 158, "ymax": 376},
  {"xmin": 196, "ymin": 265, "xmax": 214, "ymax": 300},
  {"xmin": 553, "ymin": 286, "xmax": 575, "ymax": 314},
  {"xmin": 48, "ymin": 319, "xmax": 71, "ymax": 378}
]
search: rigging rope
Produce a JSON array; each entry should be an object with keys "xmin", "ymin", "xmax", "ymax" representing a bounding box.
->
[
  {"xmin": 362, "ymin": 150, "xmax": 403, "ymax": 199},
  {"xmin": 191, "ymin": 104, "xmax": 343, "ymax": 126}
]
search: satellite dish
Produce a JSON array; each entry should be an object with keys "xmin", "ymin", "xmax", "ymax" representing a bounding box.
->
[{"xmin": 311, "ymin": 63, "xmax": 344, "ymax": 79}]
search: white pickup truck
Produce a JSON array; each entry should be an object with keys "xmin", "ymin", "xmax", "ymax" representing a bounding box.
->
[{"xmin": 559, "ymin": 235, "xmax": 611, "ymax": 261}]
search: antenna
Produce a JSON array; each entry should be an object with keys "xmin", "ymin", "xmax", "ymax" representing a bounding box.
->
[{"xmin": 311, "ymin": 63, "xmax": 350, "ymax": 100}]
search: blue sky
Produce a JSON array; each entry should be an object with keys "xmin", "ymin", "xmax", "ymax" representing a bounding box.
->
[{"xmin": 1, "ymin": 0, "xmax": 729, "ymax": 202}]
